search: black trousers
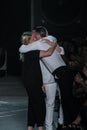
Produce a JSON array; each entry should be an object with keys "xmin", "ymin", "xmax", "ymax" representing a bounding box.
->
[
  {"xmin": 53, "ymin": 66, "xmax": 80, "ymax": 125},
  {"xmin": 25, "ymin": 85, "xmax": 46, "ymax": 127},
  {"xmin": 23, "ymin": 51, "xmax": 46, "ymax": 127}
]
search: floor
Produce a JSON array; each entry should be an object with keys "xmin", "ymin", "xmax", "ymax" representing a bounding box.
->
[
  {"xmin": 0, "ymin": 75, "xmax": 28, "ymax": 130},
  {"xmin": 0, "ymin": 75, "xmax": 57, "ymax": 130}
]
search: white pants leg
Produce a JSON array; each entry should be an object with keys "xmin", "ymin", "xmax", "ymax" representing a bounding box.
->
[
  {"xmin": 57, "ymin": 87, "xmax": 64, "ymax": 125},
  {"xmin": 58, "ymin": 103, "xmax": 64, "ymax": 125},
  {"xmin": 45, "ymin": 83, "xmax": 57, "ymax": 130}
]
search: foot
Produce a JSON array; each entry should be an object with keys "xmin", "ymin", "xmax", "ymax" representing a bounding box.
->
[
  {"xmin": 72, "ymin": 115, "xmax": 81, "ymax": 125},
  {"xmin": 56, "ymin": 123, "xmax": 62, "ymax": 130}
]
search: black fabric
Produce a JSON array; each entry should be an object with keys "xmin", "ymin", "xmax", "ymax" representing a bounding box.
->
[
  {"xmin": 60, "ymin": 127, "xmax": 82, "ymax": 130},
  {"xmin": 53, "ymin": 66, "xmax": 80, "ymax": 125},
  {"xmin": 0, "ymin": 48, "xmax": 5, "ymax": 68},
  {"xmin": 80, "ymin": 106, "xmax": 87, "ymax": 127},
  {"xmin": 22, "ymin": 50, "xmax": 46, "ymax": 127},
  {"xmin": 23, "ymin": 50, "xmax": 42, "ymax": 87}
]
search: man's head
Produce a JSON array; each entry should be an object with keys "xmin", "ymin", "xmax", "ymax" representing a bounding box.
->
[{"xmin": 32, "ymin": 26, "xmax": 48, "ymax": 40}]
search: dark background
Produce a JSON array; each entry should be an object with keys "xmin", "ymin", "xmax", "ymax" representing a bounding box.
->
[
  {"xmin": 0, "ymin": 0, "xmax": 87, "ymax": 75},
  {"xmin": 0, "ymin": 0, "xmax": 31, "ymax": 75}
]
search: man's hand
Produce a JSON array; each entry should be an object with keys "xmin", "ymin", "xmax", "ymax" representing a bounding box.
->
[{"xmin": 42, "ymin": 84, "xmax": 46, "ymax": 93}]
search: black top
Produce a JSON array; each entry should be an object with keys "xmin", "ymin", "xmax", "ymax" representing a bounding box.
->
[{"xmin": 22, "ymin": 50, "xmax": 43, "ymax": 89}]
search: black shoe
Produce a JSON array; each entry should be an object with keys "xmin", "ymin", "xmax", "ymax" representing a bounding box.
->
[{"xmin": 56, "ymin": 123, "xmax": 63, "ymax": 130}]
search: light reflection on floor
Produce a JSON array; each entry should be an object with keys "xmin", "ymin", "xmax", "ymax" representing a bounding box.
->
[{"xmin": 0, "ymin": 75, "xmax": 57, "ymax": 130}]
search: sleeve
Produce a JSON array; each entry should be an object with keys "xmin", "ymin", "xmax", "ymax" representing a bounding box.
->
[
  {"xmin": 59, "ymin": 47, "xmax": 65, "ymax": 55},
  {"xmin": 46, "ymin": 35, "xmax": 57, "ymax": 43},
  {"xmin": 19, "ymin": 41, "xmax": 40, "ymax": 53}
]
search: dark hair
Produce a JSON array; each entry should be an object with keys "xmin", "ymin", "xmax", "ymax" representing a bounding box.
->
[{"xmin": 33, "ymin": 26, "xmax": 47, "ymax": 37}]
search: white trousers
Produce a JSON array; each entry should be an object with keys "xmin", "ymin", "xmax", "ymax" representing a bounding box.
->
[
  {"xmin": 45, "ymin": 83, "xmax": 63, "ymax": 130},
  {"xmin": 57, "ymin": 86, "xmax": 64, "ymax": 125}
]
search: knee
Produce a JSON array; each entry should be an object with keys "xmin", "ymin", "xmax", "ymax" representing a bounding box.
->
[{"xmin": 46, "ymin": 98, "xmax": 55, "ymax": 107}]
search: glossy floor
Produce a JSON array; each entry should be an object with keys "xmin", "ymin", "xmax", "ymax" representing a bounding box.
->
[{"xmin": 0, "ymin": 75, "xmax": 57, "ymax": 130}]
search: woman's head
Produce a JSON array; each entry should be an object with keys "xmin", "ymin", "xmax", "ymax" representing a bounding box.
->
[{"xmin": 21, "ymin": 31, "xmax": 31, "ymax": 45}]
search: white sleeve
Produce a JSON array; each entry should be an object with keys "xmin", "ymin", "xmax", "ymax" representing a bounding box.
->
[
  {"xmin": 44, "ymin": 35, "xmax": 57, "ymax": 43},
  {"xmin": 59, "ymin": 47, "xmax": 65, "ymax": 55},
  {"xmin": 19, "ymin": 41, "xmax": 40, "ymax": 53}
]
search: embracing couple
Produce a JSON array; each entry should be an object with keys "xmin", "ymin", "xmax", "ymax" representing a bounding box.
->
[{"xmin": 19, "ymin": 26, "xmax": 79, "ymax": 130}]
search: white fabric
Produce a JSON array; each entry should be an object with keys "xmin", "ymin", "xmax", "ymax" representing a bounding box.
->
[
  {"xmin": 44, "ymin": 83, "xmax": 64, "ymax": 130},
  {"xmin": 44, "ymin": 35, "xmax": 57, "ymax": 43},
  {"xmin": 19, "ymin": 35, "xmax": 64, "ymax": 130},
  {"xmin": 40, "ymin": 60, "xmax": 63, "ymax": 130},
  {"xmin": 58, "ymin": 104, "xmax": 64, "ymax": 125},
  {"xmin": 56, "ymin": 87, "xmax": 64, "ymax": 125},
  {"xmin": 45, "ymin": 83, "xmax": 57, "ymax": 130},
  {"xmin": 19, "ymin": 36, "xmax": 66, "ymax": 73},
  {"xmin": 40, "ymin": 61, "xmax": 55, "ymax": 84},
  {"xmin": 59, "ymin": 47, "xmax": 64, "ymax": 55}
]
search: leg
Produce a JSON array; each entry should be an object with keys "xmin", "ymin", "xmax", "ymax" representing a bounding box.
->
[
  {"xmin": 27, "ymin": 84, "xmax": 46, "ymax": 127},
  {"xmin": 45, "ymin": 83, "xmax": 57, "ymax": 130},
  {"xmin": 57, "ymin": 86, "xmax": 64, "ymax": 125},
  {"xmin": 27, "ymin": 98, "xmax": 36, "ymax": 127},
  {"xmin": 38, "ymin": 126, "xmax": 44, "ymax": 130},
  {"xmin": 28, "ymin": 126, "xmax": 33, "ymax": 130},
  {"xmin": 58, "ymin": 104, "xmax": 64, "ymax": 125},
  {"xmin": 54, "ymin": 66, "xmax": 80, "ymax": 125}
]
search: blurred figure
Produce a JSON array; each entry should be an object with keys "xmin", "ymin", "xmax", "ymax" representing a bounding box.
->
[
  {"xmin": 20, "ymin": 30, "xmax": 64, "ymax": 130},
  {"xmin": 74, "ymin": 63, "xmax": 87, "ymax": 128},
  {"xmin": 19, "ymin": 26, "xmax": 80, "ymax": 129},
  {"xmin": 19, "ymin": 31, "xmax": 57, "ymax": 130}
]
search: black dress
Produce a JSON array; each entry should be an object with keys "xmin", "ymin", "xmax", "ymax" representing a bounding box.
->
[{"xmin": 22, "ymin": 50, "xmax": 46, "ymax": 127}]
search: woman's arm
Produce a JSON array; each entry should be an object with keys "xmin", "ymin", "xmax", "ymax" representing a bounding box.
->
[
  {"xmin": 56, "ymin": 46, "xmax": 64, "ymax": 55},
  {"xmin": 19, "ymin": 39, "xmax": 57, "ymax": 58},
  {"xmin": 41, "ymin": 39, "xmax": 64, "ymax": 54},
  {"xmin": 39, "ymin": 42, "xmax": 57, "ymax": 58}
]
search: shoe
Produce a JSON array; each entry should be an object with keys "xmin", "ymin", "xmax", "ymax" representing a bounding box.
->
[{"xmin": 56, "ymin": 123, "xmax": 62, "ymax": 130}]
